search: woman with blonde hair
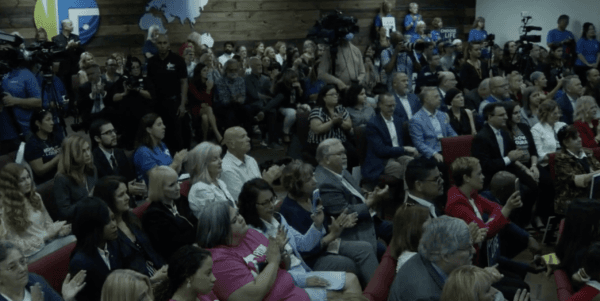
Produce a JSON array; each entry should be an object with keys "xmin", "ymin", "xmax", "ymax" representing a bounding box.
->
[
  {"xmin": 186, "ymin": 142, "xmax": 235, "ymax": 218},
  {"xmin": 573, "ymin": 96, "xmax": 600, "ymax": 148},
  {"xmin": 440, "ymin": 265, "xmax": 530, "ymax": 301},
  {"xmin": 274, "ymin": 41, "xmax": 287, "ymax": 65},
  {"xmin": 54, "ymin": 134, "xmax": 97, "ymax": 222},
  {"xmin": 265, "ymin": 46, "xmax": 277, "ymax": 63},
  {"xmin": 101, "ymin": 270, "xmax": 153, "ymax": 301},
  {"xmin": 142, "ymin": 166, "xmax": 198, "ymax": 260},
  {"xmin": 78, "ymin": 51, "xmax": 95, "ymax": 85},
  {"xmin": 0, "ymin": 163, "xmax": 74, "ymax": 261}
]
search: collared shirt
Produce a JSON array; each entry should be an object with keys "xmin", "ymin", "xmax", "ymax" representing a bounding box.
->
[
  {"xmin": 98, "ymin": 244, "xmax": 111, "ymax": 269},
  {"xmin": 425, "ymin": 109, "xmax": 443, "ymax": 138},
  {"xmin": 382, "ymin": 113, "xmax": 400, "ymax": 147},
  {"xmin": 395, "ymin": 92, "xmax": 414, "ymax": 119},
  {"xmin": 220, "ymin": 151, "xmax": 261, "ymax": 201},
  {"xmin": 430, "ymin": 261, "xmax": 448, "ymax": 283},
  {"xmin": 99, "ymin": 146, "xmax": 116, "ymax": 169},
  {"xmin": 567, "ymin": 149, "xmax": 587, "ymax": 159},
  {"xmin": 407, "ymin": 192, "xmax": 437, "ymax": 217},
  {"xmin": 215, "ymin": 76, "xmax": 246, "ymax": 105},
  {"xmin": 438, "ymin": 88, "xmax": 446, "ymax": 100},
  {"xmin": 218, "ymin": 53, "xmax": 233, "ymax": 66},
  {"xmin": 567, "ymin": 94, "xmax": 577, "ymax": 112},
  {"xmin": 489, "ymin": 125, "xmax": 512, "ymax": 165},
  {"xmin": 260, "ymin": 216, "xmax": 302, "ymax": 268}
]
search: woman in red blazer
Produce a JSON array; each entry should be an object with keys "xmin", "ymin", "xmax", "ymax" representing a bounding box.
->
[
  {"xmin": 573, "ymin": 96, "xmax": 600, "ymax": 148},
  {"xmin": 445, "ymin": 157, "xmax": 523, "ymax": 266}
]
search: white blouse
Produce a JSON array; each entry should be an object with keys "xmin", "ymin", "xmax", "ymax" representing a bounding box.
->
[
  {"xmin": 531, "ymin": 121, "xmax": 567, "ymax": 164},
  {"xmin": 188, "ymin": 179, "xmax": 236, "ymax": 219}
]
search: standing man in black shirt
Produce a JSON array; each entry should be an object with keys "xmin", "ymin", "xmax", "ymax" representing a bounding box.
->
[
  {"xmin": 147, "ymin": 34, "xmax": 188, "ymax": 152},
  {"xmin": 52, "ymin": 19, "xmax": 83, "ymax": 114}
]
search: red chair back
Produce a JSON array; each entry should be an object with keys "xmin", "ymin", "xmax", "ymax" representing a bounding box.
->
[
  {"xmin": 440, "ymin": 135, "xmax": 474, "ymax": 184},
  {"xmin": 37, "ymin": 179, "xmax": 59, "ymax": 221},
  {"xmin": 180, "ymin": 180, "xmax": 191, "ymax": 197},
  {"xmin": 554, "ymin": 269, "xmax": 574, "ymax": 301},
  {"xmin": 593, "ymin": 147, "xmax": 600, "ymax": 161},
  {"xmin": 28, "ymin": 242, "xmax": 77, "ymax": 293},
  {"xmin": 132, "ymin": 201, "xmax": 151, "ymax": 219}
]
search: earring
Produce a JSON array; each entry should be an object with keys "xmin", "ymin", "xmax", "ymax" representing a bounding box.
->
[{"xmin": 187, "ymin": 280, "xmax": 191, "ymax": 288}]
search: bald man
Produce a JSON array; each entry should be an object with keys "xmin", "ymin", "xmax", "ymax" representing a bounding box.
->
[
  {"xmin": 220, "ymin": 127, "xmax": 283, "ymax": 200},
  {"xmin": 478, "ymin": 76, "xmax": 511, "ymax": 114}
]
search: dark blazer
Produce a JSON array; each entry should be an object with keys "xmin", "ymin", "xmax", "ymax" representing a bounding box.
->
[
  {"xmin": 117, "ymin": 216, "xmax": 165, "ymax": 276},
  {"xmin": 0, "ymin": 274, "xmax": 63, "ymax": 301},
  {"xmin": 69, "ymin": 241, "xmax": 122, "ymax": 301},
  {"xmin": 142, "ymin": 196, "xmax": 199, "ymax": 260},
  {"xmin": 315, "ymin": 165, "xmax": 377, "ymax": 255},
  {"xmin": 92, "ymin": 147, "xmax": 135, "ymax": 181},
  {"xmin": 557, "ymin": 93, "xmax": 575, "ymax": 125},
  {"xmin": 78, "ymin": 78, "xmax": 114, "ymax": 119},
  {"xmin": 362, "ymin": 113, "xmax": 407, "ymax": 182},
  {"xmin": 388, "ymin": 253, "xmax": 445, "ymax": 301},
  {"xmin": 471, "ymin": 124, "xmax": 518, "ymax": 187},
  {"xmin": 392, "ymin": 92, "xmax": 421, "ymax": 121}
]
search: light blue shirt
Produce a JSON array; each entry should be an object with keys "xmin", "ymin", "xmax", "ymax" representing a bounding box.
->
[{"xmin": 426, "ymin": 109, "xmax": 443, "ymax": 138}]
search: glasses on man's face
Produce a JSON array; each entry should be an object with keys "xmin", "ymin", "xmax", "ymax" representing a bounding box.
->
[
  {"xmin": 256, "ymin": 196, "xmax": 278, "ymax": 207},
  {"xmin": 326, "ymin": 92, "xmax": 339, "ymax": 98},
  {"xmin": 422, "ymin": 174, "xmax": 443, "ymax": 184},
  {"xmin": 101, "ymin": 129, "xmax": 117, "ymax": 136}
]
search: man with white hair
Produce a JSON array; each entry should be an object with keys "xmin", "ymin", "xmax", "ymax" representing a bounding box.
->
[
  {"xmin": 314, "ymin": 138, "xmax": 391, "ymax": 259},
  {"xmin": 436, "ymin": 71, "xmax": 458, "ymax": 111},
  {"xmin": 388, "ymin": 216, "xmax": 477, "ymax": 301},
  {"xmin": 478, "ymin": 76, "xmax": 511, "ymax": 114},
  {"xmin": 464, "ymin": 78, "xmax": 490, "ymax": 113},
  {"xmin": 557, "ymin": 75, "xmax": 584, "ymax": 124}
]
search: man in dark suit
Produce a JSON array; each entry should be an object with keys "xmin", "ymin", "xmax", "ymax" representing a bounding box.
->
[
  {"xmin": 557, "ymin": 75, "xmax": 584, "ymax": 124},
  {"xmin": 464, "ymin": 78, "xmax": 490, "ymax": 112},
  {"xmin": 362, "ymin": 93, "xmax": 419, "ymax": 183},
  {"xmin": 78, "ymin": 64, "xmax": 115, "ymax": 131},
  {"xmin": 404, "ymin": 157, "xmax": 445, "ymax": 218},
  {"xmin": 471, "ymin": 103, "xmax": 537, "ymax": 227},
  {"xmin": 584, "ymin": 68, "xmax": 600, "ymax": 104},
  {"xmin": 315, "ymin": 138, "xmax": 391, "ymax": 259},
  {"xmin": 89, "ymin": 119, "xmax": 146, "ymax": 199},
  {"xmin": 391, "ymin": 72, "xmax": 421, "ymax": 121},
  {"xmin": 388, "ymin": 216, "xmax": 476, "ymax": 301}
]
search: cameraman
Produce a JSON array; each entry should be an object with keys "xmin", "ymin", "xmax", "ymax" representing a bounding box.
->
[
  {"xmin": 112, "ymin": 57, "xmax": 155, "ymax": 149},
  {"xmin": 318, "ymin": 36, "xmax": 365, "ymax": 90},
  {"xmin": 0, "ymin": 43, "xmax": 42, "ymax": 155},
  {"xmin": 382, "ymin": 31, "xmax": 414, "ymax": 92},
  {"xmin": 546, "ymin": 15, "xmax": 575, "ymax": 59}
]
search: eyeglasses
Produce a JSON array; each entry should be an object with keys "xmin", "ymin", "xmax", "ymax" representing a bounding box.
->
[
  {"xmin": 101, "ymin": 129, "xmax": 117, "ymax": 136},
  {"xmin": 256, "ymin": 196, "xmax": 278, "ymax": 207},
  {"xmin": 422, "ymin": 175, "xmax": 443, "ymax": 184},
  {"xmin": 326, "ymin": 92, "xmax": 339, "ymax": 97}
]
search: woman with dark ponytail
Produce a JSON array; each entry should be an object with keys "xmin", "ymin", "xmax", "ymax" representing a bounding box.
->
[{"xmin": 155, "ymin": 245, "xmax": 217, "ymax": 301}]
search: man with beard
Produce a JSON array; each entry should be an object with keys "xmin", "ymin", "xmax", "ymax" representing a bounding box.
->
[
  {"xmin": 147, "ymin": 34, "xmax": 188, "ymax": 152},
  {"xmin": 584, "ymin": 68, "xmax": 600, "ymax": 108},
  {"xmin": 215, "ymin": 59, "xmax": 247, "ymax": 130},
  {"xmin": 90, "ymin": 119, "xmax": 146, "ymax": 198},
  {"xmin": 218, "ymin": 41, "xmax": 235, "ymax": 67},
  {"xmin": 478, "ymin": 76, "xmax": 511, "ymax": 114}
]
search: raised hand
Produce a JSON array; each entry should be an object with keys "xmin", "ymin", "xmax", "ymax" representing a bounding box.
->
[{"xmin": 62, "ymin": 270, "xmax": 87, "ymax": 301}]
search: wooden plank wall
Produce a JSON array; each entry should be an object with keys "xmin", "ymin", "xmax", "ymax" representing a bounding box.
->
[{"xmin": 1, "ymin": 0, "xmax": 475, "ymax": 65}]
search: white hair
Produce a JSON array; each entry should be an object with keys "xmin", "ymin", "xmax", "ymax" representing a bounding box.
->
[{"xmin": 147, "ymin": 25, "xmax": 160, "ymax": 40}]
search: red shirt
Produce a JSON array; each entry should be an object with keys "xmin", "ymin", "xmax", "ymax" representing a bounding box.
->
[
  {"xmin": 574, "ymin": 120, "xmax": 599, "ymax": 148},
  {"xmin": 445, "ymin": 186, "xmax": 510, "ymax": 265}
]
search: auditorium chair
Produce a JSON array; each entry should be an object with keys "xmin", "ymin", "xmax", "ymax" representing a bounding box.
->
[
  {"xmin": 440, "ymin": 135, "xmax": 474, "ymax": 185},
  {"xmin": 28, "ymin": 241, "xmax": 77, "ymax": 293},
  {"xmin": 37, "ymin": 179, "xmax": 60, "ymax": 221},
  {"xmin": 180, "ymin": 180, "xmax": 191, "ymax": 197},
  {"xmin": 0, "ymin": 151, "xmax": 16, "ymax": 171},
  {"xmin": 132, "ymin": 201, "xmax": 151, "ymax": 219},
  {"xmin": 295, "ymin": 110, "xmax": 317, "ymax": 166}
]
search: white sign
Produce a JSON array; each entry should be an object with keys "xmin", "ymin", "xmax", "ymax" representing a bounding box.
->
[
  {"xmin": 440, "ymin": 28, "xmax": 457, "ymax": 41},
  {"xmin": 382, "ymin": 17, "xmax": 396, "ymax": 38}
]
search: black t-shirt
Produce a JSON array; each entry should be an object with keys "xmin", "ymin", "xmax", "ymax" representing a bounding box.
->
[
  {"xmin": 146, "ymin": 51, "xmax": 187, "ymax": 100},
  {"xmin": 24, "ymin": 134, "xmax": 61, "ymax": 184}
]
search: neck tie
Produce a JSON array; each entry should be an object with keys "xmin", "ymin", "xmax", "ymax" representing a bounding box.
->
[
  {"xmin": 110, "ymin": 154, "xmax": 120, "ymax": 174},
  {"xmin": 496, "ymin": 131, "xmax": 504, "ymax": 157}
]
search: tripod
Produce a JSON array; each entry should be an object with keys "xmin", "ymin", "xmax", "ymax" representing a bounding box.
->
[{"xmin": 36, "ymin": 66, "xmax": 69, "ymax": 139}]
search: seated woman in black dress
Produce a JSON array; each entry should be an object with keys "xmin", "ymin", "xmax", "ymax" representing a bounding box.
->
[
  {"xmin": 25, "ymin": 109, "xmax": 63, "ymax": 184},
  {"xmin": 141, "ymin": 166, "xmax": 198, "ymax": 261},
  {"xmin": 69, "ymin": 197, "xmax": 122, "ymax": 301},
  {"xmin": 445, "ymin": 88, "xmax": 476, "ymax": 135},
  {"xmin": 93, "ymin": 176, "xmax": 167, "ymax": 283}
]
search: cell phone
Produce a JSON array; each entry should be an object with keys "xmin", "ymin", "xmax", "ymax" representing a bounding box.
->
[
  {"xmin": 514, "ymin": 178, "xmax": 520, "ymax": 194},
  {"xmin": 312, "ymin": 189, "xmax": 320, "ymax": 213}
]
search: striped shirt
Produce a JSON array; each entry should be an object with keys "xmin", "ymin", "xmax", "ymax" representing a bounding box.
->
[{"xmin": 307, "ymin": 105, "xmax": 349, "ymax": 144}]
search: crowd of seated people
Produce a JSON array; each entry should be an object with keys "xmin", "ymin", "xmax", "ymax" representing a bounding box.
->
[{"xmin": 4, "ymin": 5, "xmax": 600, "ymax": 301}]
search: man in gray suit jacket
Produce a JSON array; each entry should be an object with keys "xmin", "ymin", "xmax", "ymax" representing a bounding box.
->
[
  {"xmin": 388, "ymin": 216, "xmax": 476, "ymax": 301},
  {"xmin": 314, "ymin": 138, "xmax": 392, "ymax": 258}
]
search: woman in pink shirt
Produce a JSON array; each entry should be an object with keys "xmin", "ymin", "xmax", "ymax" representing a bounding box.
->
[{"xmin": 196, "ymin": 202, "xmax": 309, "ymax": 301}]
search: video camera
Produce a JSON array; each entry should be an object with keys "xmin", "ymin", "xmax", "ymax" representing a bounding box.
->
[
  {"xmin": 519, "ymin": 12, "xmax": 542, "ymax": 45},
  {"xmin": 307, "ymin": 10, "xmax": 359, "ymax": 46}
]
